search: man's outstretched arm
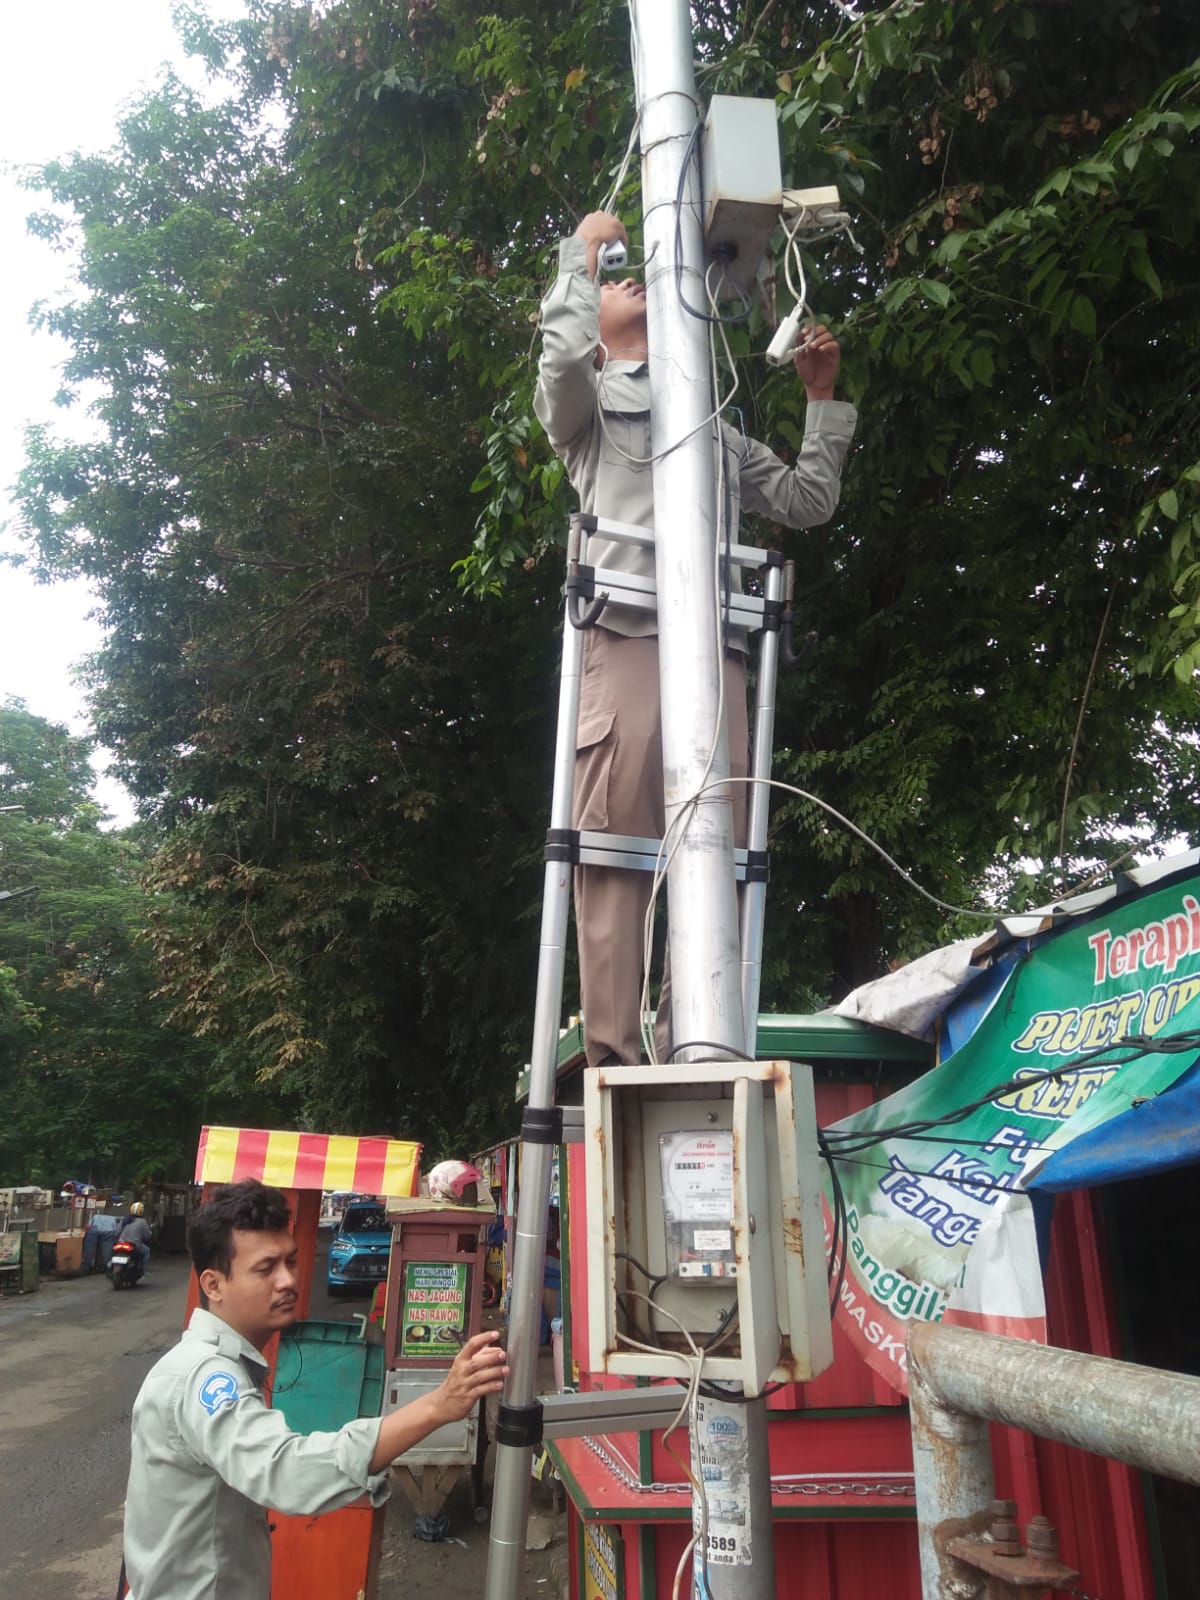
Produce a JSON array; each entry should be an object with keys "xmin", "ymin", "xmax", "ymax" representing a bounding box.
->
[{"xmin": 740, "ymin": 323, "xmax": 858, "ymax": 528}]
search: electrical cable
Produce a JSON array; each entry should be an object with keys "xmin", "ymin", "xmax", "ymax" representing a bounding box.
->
[
  {"xmin": 782, "ymin": 213, "xmax": 813, "ymax": 327},
  {"xmin": 818, "ymin": 1025, "xmax": 1200, "ymax": 1159},
  {"xmin": 671, "ymin": 119, "xmax": 753, "ymax": 328},
  {"xmin": 616, "ymin": 1290, "xmax": 712, "ymax": 1600},
  {"xmin": 697, "ymin": 1378, "xmax": 788, "ymax": 1405},
  {"xmin": 827, "ymin": 1151, "xmax": 1032, "ymax": 1195},
  {"xmin": 818, "ymin": 1126, "xmax": 850, "ymax": 1314},
  {"xmin": 664, "ymin": 1040, "xmax": 754, "ymax": 1063},
  {"xmin": 592, "ymin": 312, "xmax": 740, "ymax": 472},
  {"xmin": 600, "ymin": 112, "xmax": 641, "ymax": 217},
  {"xmin": 637, "ymin": 763, "xmax": 1009, "ymax": 1069},
  {"xmin": 615, "ymin": 1248, "xmax": 666, "ymax": 1282},
  {"xmin": 676, "ymin": 773, "xmax": 1013, "ymax": 921}
]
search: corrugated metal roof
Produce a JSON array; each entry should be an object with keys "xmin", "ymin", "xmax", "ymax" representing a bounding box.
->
[{"xmin": 979, "ymin": 847, "xmax": 1200, "ymax": 951}]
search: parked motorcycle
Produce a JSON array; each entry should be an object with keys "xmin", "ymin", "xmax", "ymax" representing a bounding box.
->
[{"xmin": 108, "ymin": 1237, "xmax": 145, "ymax": 1290}]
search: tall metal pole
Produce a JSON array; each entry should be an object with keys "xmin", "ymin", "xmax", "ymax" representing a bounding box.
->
[
  {"xmin": 632, "ymin": 7, "xmax": 772, "ymax": 1599},
  {"xmin": 634, "ymin": 0, "xmax": 746, "ymax": 1068}
]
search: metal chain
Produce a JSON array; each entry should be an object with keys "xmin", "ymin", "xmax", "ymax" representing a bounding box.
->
[{"xmin": 579, "ymin": 1434, "xmax": 914, "ymax": 1498}]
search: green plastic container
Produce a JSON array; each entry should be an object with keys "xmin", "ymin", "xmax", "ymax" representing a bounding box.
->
[{"xmin": 271, "ymin": 1319, "xmax": 385, "ymax": 1434}]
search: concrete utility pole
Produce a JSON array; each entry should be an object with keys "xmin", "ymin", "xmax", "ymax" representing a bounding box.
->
[{"xmin": 632, "ymin": 4, "xmax": 773, "ymax": 1598}]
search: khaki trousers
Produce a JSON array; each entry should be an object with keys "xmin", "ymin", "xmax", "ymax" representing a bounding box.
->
[{"xmin": 572, "ymin": 627, "xmax": 749, "ymax": 1068}]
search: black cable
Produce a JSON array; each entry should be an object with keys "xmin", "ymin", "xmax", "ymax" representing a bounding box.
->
[
  {"xmin": 883, "ymin": 1131, "xmax": 1056, "ymax": 1153},
  {"xmin": 701, "ymin": 1303, "xmax": 738, "ymax": 1353},
  {"xmin": 663, "ymin": 1039, "xmax": 755, "ymax": 1062},
  {"xmin": 270, "ymin": 1337, "xmax": 304, "ymax": 1395},
  {"xmin": 828, "ymin": 1151, "xmax": 1029, "ymax": 1196},
  {"xmin": 818, "ymin": 1127, "xmax": 849, "ymax": 1314},
  {"xmin": 819, "ymin": 1027, "xmax": 1200, "ymax": 1160},
  {"xmin": 698, "ymin": 1379, "xmax": 788, "ymax": 1403},
  {"xmin": 615, "ymin": 1249, "xmax": 667, "ymax": 1284},
  {"xmin": 672, "ymin": 119, "xmax": 753, "ymax": 328}
]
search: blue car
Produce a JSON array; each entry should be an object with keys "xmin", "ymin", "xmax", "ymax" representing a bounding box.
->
[{"xmin": 326, "ymin": 1203, "xmax": 392, "ymax": 1296}]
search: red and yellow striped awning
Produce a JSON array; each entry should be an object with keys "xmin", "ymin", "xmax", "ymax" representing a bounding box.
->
[{"xmin": 195, "ymin": 1126, "xmax": 421, "ymax": 1197}]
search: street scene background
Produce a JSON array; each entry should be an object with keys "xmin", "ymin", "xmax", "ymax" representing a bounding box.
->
[{"xmin": 0, "ymin": 1238, "xmax": 565, "ymax": 1600}]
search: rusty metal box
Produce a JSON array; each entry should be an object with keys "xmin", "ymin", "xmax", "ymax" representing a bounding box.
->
[{"xmin": 583, "ymin": 1060, "xmax": 831, "ymax": 1394}]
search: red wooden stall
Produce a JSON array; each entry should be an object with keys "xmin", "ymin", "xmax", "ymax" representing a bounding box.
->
[{"xmin": 543, "ymin": 1017, "xmax": 1159, "ymax": 1600}]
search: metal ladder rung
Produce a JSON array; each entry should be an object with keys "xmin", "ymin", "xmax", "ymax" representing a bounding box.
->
[
  {"xmin": 587, "ymin": 564, "xmax": 769, "ymax": 632},
  {"xmin": 577, "ymin": 830, "xmax": 753, "ymax": 878},
  {"xmin": 582, "ymin": 513, "xmax": 776, "ymax": 573}
]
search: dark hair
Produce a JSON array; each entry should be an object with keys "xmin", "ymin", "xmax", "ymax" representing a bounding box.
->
[{"xmin": 189, "ymin": 1179, "xmax": 292, "ymax": 1282}]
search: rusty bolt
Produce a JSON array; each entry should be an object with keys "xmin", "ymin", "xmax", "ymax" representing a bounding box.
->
[
  {"xmin": 1025, "ymin": 1516, "xmax": 1059, "ymax": 1567},
  {"xmin": 989, "ymin": 1499, "xmax": 1023, "ymax": 1557}
]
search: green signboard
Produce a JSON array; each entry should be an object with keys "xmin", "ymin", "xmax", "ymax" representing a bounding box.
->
[
  {"xmin": 825, "ymin": 873, "xmax": 1200, "ymax": 1391},
  {"xmin": 400, "ymin": 1260, "xmax": 468, "ymax": 1357}
]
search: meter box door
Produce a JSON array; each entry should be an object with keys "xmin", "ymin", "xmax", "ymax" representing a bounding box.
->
[
  {"xmin": 384, "ymin": 1369, "xmax": 478, "ymax": 1465},
  {"xmin": 583, "ymin": 1060, "xmax": 832, "ymax": 1395},
  {"xmin": 381, "ymin": 1199, "xmax": 493, "ymax": 1370}
]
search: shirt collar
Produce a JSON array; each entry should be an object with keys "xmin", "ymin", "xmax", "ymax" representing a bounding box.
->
[{"xmin": 186, "ymin": 1306, "xmax": 270, "ymax": 1372}]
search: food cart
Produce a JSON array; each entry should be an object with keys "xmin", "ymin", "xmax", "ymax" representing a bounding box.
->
[{"xmin": 379, "ymin": 1195, "xmax": 494, "ymax": 1536}]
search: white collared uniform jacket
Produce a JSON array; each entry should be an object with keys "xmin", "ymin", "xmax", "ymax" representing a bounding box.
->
[
  {"xmin": 533, "ymin": 235, "xmax": 859, "ymax": 642},
  {"xmin": 123, "ymin": 1308, "xmax": 389, "ymax": 1600}
]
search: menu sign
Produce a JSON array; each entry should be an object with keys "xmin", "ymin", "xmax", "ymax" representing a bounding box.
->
[{"xmin": 400, "ymin": 1260, "xmax": 468, "ymax": 1357}]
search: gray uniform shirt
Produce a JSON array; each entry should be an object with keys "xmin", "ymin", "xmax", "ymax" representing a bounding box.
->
[
  {"xmin": 533, "ymin": 235, "xmax": 859, "ymax": 640},
  {"xmin": 121, "ymin": 1215, "xmax": 153, "ymax": 1248},
  {"xmin": 124, "ymin": 1308, "xmax": 389, "ymax": 1600}
]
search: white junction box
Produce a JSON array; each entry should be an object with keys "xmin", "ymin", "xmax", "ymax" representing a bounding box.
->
[
  {"xmin": 583, "ymin": 1060, "xmax": 832, "ymax": 1396},
  {"xmin": 701, "ymin": 95, "xmax": 783, "ymax": 300}
]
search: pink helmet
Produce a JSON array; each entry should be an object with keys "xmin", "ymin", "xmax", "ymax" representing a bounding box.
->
[{"xmin": 427, "ymin": 1160, "xmax": 485, "ymax": 1202}]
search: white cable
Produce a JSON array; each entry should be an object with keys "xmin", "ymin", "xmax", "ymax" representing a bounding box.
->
[
  {"xmin": 782, "ymin": 214, "xmax": 811, "ymax": 313},
  {"xmin": 594, "ymin": 327, "xmax": 739, "ymax": 470},
  {"xmin": 681, "ymin": 774, "xmax": 1009, "ymax": 921},
  {"xmin": 615, "ymin": 1289, "xmax": 711, "ymax": 1600}
]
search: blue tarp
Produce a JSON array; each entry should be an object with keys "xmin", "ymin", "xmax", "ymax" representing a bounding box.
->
[{"xmin": 1028, "ymin": 1057, "xmax": 1200, "ymax": 1192}]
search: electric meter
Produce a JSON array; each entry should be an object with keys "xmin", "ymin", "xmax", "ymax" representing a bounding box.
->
[{"xmin": 659, "ymin": 1129, "xmax": 737, "ymax": 1284}]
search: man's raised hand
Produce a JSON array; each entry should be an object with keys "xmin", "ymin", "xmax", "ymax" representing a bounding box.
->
[{"xmin": 794, "ymin": 323, "xmax": 841, "ymax": 402}]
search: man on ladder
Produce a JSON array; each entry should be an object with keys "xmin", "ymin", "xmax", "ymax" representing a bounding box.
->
[{"xmin": 534, "ymin": 207, "xmax": 858, "ymax": 1070}]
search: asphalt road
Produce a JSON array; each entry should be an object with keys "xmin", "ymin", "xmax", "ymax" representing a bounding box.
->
[
  {"xmin": 0, "ymin": 1247, "xmax": 192, "ymax": 1600},
  {"xmin": 0, "ymin": 1237, "xmax": 565, "ymax": 1600}
]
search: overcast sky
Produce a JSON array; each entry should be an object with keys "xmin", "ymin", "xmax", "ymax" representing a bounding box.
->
[{"xmin": 0, "ymin": 1, "xmax": 245, "ymax": 824}]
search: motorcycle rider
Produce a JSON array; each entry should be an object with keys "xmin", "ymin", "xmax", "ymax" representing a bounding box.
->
[{"xmin": 118, "ymin": 1202, "xmax": 153, "ymax": 1273}]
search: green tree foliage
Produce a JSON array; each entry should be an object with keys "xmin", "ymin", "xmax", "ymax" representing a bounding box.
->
[
  {"xmin": 16, "ymin": 31, "xmax": 558, "ymax": 1149},
  {"xmin": 12, "ymin": 0, "xmax": 1200, "ymax": 1148},
  {"xmin": 0, "ymin": 696, "xmax": 96, "ymax": 828},
  {"xmin": 0, "ymin": 705, "xmax": 236, "ymax": 1186}
]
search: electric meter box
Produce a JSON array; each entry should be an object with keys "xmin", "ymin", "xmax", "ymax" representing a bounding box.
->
[
  {"xmin": 583, "ymin": 1060, "xmax": 832, "ymax": 1396},
  {"xmin": 701, "ymin": 95, "xmax": 783, "ymax": 300}
]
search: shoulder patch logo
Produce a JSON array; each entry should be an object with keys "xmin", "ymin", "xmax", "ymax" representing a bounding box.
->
[{"xmin": 198, "ymin": 1370, "xmax": 241, "ymax": 1416}]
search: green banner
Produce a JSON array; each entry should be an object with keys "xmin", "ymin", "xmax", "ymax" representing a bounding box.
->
[
  {"xmin": 825, "ymin": 873, "xmax": 1200, "ymax": 1389},
  {"xmin": 400, "ymin": 1260, "xmax": 468, "ymax": 1357}
]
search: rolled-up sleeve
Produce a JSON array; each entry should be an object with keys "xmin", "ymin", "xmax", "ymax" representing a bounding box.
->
[
  {"xmin": 174, "ymin": 1359, "xmax": 390, "ymax": 1517},
  {"xmin": 534, "ymin": 237, "xmax": 602, "ymax": 455},
  {"xmin": 739, "ymin": 399, "xmax": 858, "ymax": 528}
]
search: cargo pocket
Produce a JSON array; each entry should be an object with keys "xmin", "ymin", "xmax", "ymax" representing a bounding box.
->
[{"xmin": 573, "ymin": 708, "xmax": 618, "ymax": 832}]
